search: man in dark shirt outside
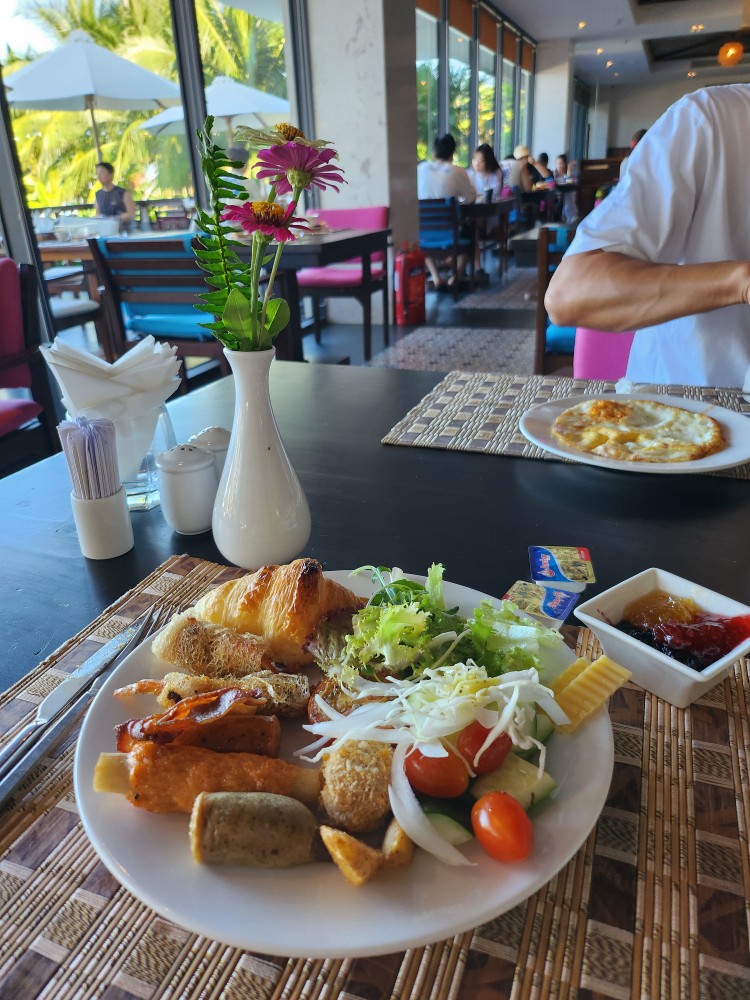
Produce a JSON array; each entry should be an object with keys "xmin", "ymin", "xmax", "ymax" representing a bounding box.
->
[{"xmin": 94, "ymin": 162, "xmax": 137, "ymax": 231}]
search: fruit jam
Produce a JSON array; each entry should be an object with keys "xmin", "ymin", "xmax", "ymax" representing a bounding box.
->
[{"xmin": 614, "ymin": 590, "xmax": 750, "ymax": 671}]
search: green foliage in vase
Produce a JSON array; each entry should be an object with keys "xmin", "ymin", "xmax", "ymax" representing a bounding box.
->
[{"xmin": 193, "ymin": 119, "xmax": 256, "ymax": 351}]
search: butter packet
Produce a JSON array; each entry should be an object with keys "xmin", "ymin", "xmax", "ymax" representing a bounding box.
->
[
  {"xmin": 528, "ymin": 545, "xmax": 595, "ymax": 593},
  {"xmin": 503, "ymin": 581, "xmax": 579, "ymax": 628}
]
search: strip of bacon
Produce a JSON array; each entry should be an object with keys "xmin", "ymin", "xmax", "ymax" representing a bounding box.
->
[{"xmin": 115, "ymin": 688, "xmax": 266, "ymax": 752}]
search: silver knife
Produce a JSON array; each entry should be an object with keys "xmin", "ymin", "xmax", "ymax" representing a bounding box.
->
[{"xmin": 0, "ymin": 608, "xmax": 153, "ymax": 784}]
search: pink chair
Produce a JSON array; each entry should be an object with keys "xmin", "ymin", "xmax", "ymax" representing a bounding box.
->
[
  {"xmin": 573, "ymin": 327, "xmax": 635, "ymax": 380},
  {"xmin": 0, "ymin": 259, "xmax": 60, "ymax": 462},
  {"xmin": 296, "ymin": 206, "xmax": 389, "ymax": 361}
]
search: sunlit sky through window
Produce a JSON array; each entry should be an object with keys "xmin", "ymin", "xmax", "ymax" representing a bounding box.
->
[{"xmin": 1, "ymin": 1, "xmax": 55, "ymax": 56}]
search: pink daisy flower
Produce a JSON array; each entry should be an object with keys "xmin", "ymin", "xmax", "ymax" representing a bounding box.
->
[
  {"xmin": 254, "ymin": 142, "xmax": 345, "ymax": 196},
  {"xmin": 221, "ymin": 201, "xmax": 311, "ymax": 242}
]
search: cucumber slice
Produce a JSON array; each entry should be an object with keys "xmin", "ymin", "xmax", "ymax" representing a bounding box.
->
[
  {"xmin": 426, "ymin": 813, "xmax": 474, "ymax": 845},
  {"xmin": 470, "ymin": 752, "xmax": 556, "ymax": 810},
  {"xmin": 534, "ymin": 713, "xmax": 555, "ymax": 744},
  {"xmin": 419, "ymin": 793, "xmax": 473, "ymax": 829},
  {"xmin": 513, "ymin": 713, "xmax": 557, "ymax": 760}
]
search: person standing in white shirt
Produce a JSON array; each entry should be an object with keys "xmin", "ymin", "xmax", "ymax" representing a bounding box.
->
[
  {"xmin": 417, "ymin": 134, "xmax": 476, "ymax": 289},
  {"xmin": 546, "ymin": 85, "xmax": 750, "ymax": 388}
]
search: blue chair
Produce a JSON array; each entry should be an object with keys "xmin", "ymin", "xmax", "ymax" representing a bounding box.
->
[
  {"xmin": 88, "ymin": 234, "xmax": 230, "ymax": 390},
  {"xmin": 534, "ymin": 225, "xmax": 577, "ymax": 375},
  {"xmin": 418, "ymin": 197, "xmax": 473, "ymax": 300}
]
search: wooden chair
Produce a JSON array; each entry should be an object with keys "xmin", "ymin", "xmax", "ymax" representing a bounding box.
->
[
  {"xmin": 577, "ymin": 158, "xmax": 622, "ymax": 220},
  {"xmin": 296, "ymin": 206, "xmax": 390, "ymax": 362},
  {"xmin": 87, "ymin": 235, "xmax": 230, "ymax": 391},
  {"xmin": 418, "ymin": 198, "xmax": 473, "ymax": 301},
  {"xmin": 533, "ymin": 225, "xmax": 577, "ymax": 375},
  {"xmin": 152, "ymin": 209, "xmax": 191, "ymax": 232},
  {"xmin": 0, "ymin": 259, "xmax": 61, "ymax": 474}
]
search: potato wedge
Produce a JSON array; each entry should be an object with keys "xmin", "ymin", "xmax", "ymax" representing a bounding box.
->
[
  {"xmin": 381, "ymin": 818, "xmax": 414, "ymax": 869},
  {"xmin": 319, "ymin": 825, "xmax": 384, "ymax": 886}
]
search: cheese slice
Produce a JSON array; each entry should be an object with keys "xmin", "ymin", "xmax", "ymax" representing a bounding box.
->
[{"xmin": 554, "ymin": 655, "xmax": 632, "ymax": 732}]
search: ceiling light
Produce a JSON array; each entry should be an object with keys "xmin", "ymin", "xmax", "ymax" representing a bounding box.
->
[
  {"xmin": 578, "ymin": 21, "xmax": 586, "ymax": 30},
  {"xmin": 687, "ymin": 71, "xmax": 697, "ymax": 78},
  {"xmin": 606, "ymin": 60, "xmax": 614, "ymax": 68},
  {"xmin": 718, "ymin": 41, "xmax": 744, "ymax": 67},
  {"xmin": 691, "ymin": 24, "xmax": 704, "ymax": 32},
  {"xmin": 596, "ymin": 47, "xmax": 603, "ymax": 55}
]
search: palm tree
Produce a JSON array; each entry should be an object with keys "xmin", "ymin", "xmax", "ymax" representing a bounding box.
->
[{"xmin": 7, "ymin": 0, "xmax": 289, "ymax": 208}]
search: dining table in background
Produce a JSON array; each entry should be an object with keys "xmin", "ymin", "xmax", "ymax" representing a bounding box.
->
[
  {"xmin": 0, "ymin": 363, "xmax": 748, "ymax": 999},
  {"xmin": 460, "ymin": 196, "xmax": 515, "ymax": 276},
  {"xmin": 38, "ymin": 227, "xmax": 391, "ymax": 363},
  {"xmin": 270, "ymin": 226, "xmax": 391, "ymax": 361}
]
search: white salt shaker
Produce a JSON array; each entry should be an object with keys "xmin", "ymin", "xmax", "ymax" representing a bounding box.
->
[
  {"xmin": 155, "ymin": 445, "xmax": 218, "ymax": 535},
  {"xmin": 188, "ymin": 426, "xmax": 231, "ymax": 479}
]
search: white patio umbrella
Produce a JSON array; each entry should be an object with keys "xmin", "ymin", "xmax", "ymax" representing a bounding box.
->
[
  {"xmin": 4, "ymin": 30, "xmax": 180, "ymax": 160},
  {"xmin": 139, "ymin": 76, "xmax": 290, "ymax": 145}
]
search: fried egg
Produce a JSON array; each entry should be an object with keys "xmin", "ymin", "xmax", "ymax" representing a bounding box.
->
[{"xmin": 551, "ymin": 398, "xmax": 725, "ymax": 463}]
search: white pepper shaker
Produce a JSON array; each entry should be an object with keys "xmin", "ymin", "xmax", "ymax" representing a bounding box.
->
[
  {"xmin": 155, "ymin": 445, "xmax": 218, "ymax": 535},
  {"xmin": 187, "ymin": 426, "xmax": 231, "ymax": 479}
]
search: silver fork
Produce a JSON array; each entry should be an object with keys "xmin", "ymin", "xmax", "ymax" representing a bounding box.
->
[{"xmin": 0, "ymin": 563, "xmax": 223, "ymax": 812}]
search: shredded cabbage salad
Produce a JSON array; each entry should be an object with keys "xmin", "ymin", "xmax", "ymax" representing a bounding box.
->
[{"xmin": 301, "ymin": 564, "xmax": 574, "ymax": 866}]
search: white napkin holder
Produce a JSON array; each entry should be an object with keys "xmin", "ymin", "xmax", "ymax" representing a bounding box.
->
[{"xmin": 70, "ymin": 486, "xmax": 134, "ymax": 560}]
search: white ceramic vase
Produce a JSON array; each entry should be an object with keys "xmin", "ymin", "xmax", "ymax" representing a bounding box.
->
[{"xmin": 212, "ymin": 347, "xmax": 311, "ymax": 568}]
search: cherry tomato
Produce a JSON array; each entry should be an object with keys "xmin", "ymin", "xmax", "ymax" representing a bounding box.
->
[
  {"xmin": 404, "ymin": 746, "xmax": 469, "ymax": 798},
  {"xmin": 455, "ymin": 721, "xmax": 512, "ymax": 775},
  {"xmin": 471, "ymin": 792, "xmax": 533, "ymax": 863}
]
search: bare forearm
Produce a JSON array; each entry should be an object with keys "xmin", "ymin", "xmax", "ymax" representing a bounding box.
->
[
  {"xmin": 545, "ymin": 249, "xmax": 750, "ymax": 331},
  {"xmin": 122, "ymin": 192, "xmax": 137, "ymax": 222}
]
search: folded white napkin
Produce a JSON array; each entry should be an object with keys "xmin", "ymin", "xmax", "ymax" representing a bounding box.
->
[{"xmin": 43, "ymin": 337, "xmax": 182, "ymax": 481}]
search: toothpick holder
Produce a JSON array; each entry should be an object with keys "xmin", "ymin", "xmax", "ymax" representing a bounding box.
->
[{"xmin": 70, "ymin": 487, "xmax": 134, "ymax": 560}]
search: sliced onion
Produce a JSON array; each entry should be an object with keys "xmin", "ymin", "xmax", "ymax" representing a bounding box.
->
[
  {"xmin": 534, "ymin": 690, "xmax": 570, "ymax": 726},
  {"xmin": 388, "ymin": 744, "xmax": 474, "ymax": 867}
]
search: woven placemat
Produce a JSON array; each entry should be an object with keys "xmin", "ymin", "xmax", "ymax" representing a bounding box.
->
[
  {"xmin": 1, "ymin": 555, "xmax": 749, "ymax": 999},
  {"xmin": 381, "ymin": 372, "xmax": 750, "ymax": 480}
]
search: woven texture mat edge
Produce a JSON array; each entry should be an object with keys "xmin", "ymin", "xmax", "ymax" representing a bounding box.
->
[
  {"xmin": 0, "ymin": 555, "xmax": 749, "ymax": 999},
  {"xmin": 381, "ymin": 371, "xmax": 750, "ymax": 480}
]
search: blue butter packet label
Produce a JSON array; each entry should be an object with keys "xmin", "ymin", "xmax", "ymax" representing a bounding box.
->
[
  {"xmin": 503, "ymin": 581, "xmax": 579, "ymax": 623},
  {"xmin": 528, "ymin": 546, "xmax": 595, "ymax": 591}
]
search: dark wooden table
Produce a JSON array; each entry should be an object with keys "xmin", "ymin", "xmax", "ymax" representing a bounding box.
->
[
  {"xmin": 2, "ymin": 362, "xmax": 750, "ymax": 999},
  {"xmin": 460, "ymin": 198, "xmax": 515, "ymax": 275},
  {"xmin": 272, "ymin": 227, "xmax": 390, "ymax": 361},
  {"xmin": 1, "ymin": 362, "xmax": 748, "ymax": 691}
]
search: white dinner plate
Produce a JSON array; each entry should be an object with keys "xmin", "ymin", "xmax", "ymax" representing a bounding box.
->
[
  {"xmin": 74, "ymin": 570, "xmax": 614, "ymax": 959},
  {"xmin": 519, "ymin": 392, "xmax": 750, "ymax": 474}
]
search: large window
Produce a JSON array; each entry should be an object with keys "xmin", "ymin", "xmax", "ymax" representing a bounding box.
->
[
  {"xmin": 414, "ymin": 3, "xmax": 534, "ymax": 167},
  {"xmin": 2, "ymin": 0, "xmax": 292, "ymax": 238},
  {"xmin": 416, "ymin": 8, "xmax": 439, "ymax": 163},
  {"xmin": 447, "ymin": 26, "xmax": 471, "ymax": 167},
  {"xmin": 477, "ymin": 11, "xmax": 497, "ymax": 149},
  {"xmin": 500, "ymin": 57, "xmax": 515, "ymax": 157},
  {"xmin": 517, "ymin": 68, "xmax": 531, "ymax": 149}
]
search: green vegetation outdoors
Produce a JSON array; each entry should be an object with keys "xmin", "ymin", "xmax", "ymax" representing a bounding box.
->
[{"xmin": 3, "ymin": 0, "xmax": 287, "ymax": 210}]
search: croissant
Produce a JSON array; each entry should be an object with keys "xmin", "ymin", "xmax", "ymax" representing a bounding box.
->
[{"xmin": 190, "ymin": 558, "xmax": 365, "ymax": 667}]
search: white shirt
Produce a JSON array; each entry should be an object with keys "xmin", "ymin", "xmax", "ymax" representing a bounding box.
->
[
  {"xmin": 567, "ymin": 84, "xmax": 750, "ymax": 388},
  {"xmin": 417, "ymin": 160, "xmax": 476, "ymax": 203},
  {"xmin": 466, "ymin": 168, "xmax": 502, "ymax": 199},
  {"xmin": 500, "ymin": 158, "xmax": 522, "ymax": 190}
]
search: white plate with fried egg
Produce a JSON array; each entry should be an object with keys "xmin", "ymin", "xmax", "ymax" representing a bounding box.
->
[{"xmin": 519, "ymin": 393, "xmax": 750, "ymax": 474}]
